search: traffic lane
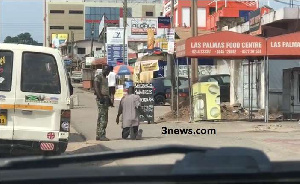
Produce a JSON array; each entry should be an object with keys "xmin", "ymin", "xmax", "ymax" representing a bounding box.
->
[
  {"xmin": 71, "ymin": 86, "xmax": 171, "ymax": 141},
  {"xmin": 71, "ymin": 87, "xmax": 124, "ymax": 141}
]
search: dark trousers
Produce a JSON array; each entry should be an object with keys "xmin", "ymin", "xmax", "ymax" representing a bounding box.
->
[{"xmin": 122, "ymin": 126, "xmax": 138, "ymax": 139}]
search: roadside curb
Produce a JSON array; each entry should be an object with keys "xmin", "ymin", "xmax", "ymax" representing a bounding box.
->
[{"xmin": 70, "ymin": 125, "xmax": 87, "ymax": 142}]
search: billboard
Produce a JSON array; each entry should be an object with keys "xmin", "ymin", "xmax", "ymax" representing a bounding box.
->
[
  {"xmin": 51, "ymin": 34, "xmax": 68, "ymax": 48},
  {"xmin": 131, "ymin": 18, "xmax": 157, "ymax": 35},
  {"xmin": 120, "ymin": 17, "xmax": 172, "ymax": 45},
  {"xmin": 120, "ymin": 18, "xmax": 158, "ymax": 41}
]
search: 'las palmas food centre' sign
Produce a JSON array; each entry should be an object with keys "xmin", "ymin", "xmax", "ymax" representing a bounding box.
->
[
  {"xmin": 176, "ymin": 31, "xmax": 266, "ymax": 58},
  {"xmin": 188, "ymin": 41, "xmax": 263, "ymax": 55}
]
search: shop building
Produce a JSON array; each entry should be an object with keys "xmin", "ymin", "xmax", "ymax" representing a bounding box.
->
[
  {"xmin": 216, "ymin": 7, "xmax": 300, "ymax": 112},
  {"xmin": 163, "ymin": 0, "xmax": 258, "ymax": 30}
]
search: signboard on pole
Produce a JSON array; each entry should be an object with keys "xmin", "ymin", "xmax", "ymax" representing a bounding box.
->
[
  {"xmin": 155, "ymin": 28, "xmax": 175, "ymax": 53},
  {"xmin": 107, "ymin": 44, "xmax": 128, "ymax": 66},
  {"xmin": 106, "ymin": 27, "xmax": 125, "ymax": 44},
  {"xmin": 158, "ymin": 17, "xmax": 171, "ymax": 28},
  {"xmin": 85, "ymin": 57, "xmax": 94, "ymax": 66}
]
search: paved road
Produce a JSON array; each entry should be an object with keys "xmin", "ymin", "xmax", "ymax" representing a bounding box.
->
[{"xmin": 68, "ymin": 84, "xmax": 300, "ymax": 165}]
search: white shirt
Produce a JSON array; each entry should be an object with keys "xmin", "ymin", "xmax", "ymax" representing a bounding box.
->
[
  {"xmin": 107, "ymin": 71, "xmax": 117, "ymax": 87},
  {"xmin": 52, "ymin": 38, "xmax": 60, "ymax": 48}
]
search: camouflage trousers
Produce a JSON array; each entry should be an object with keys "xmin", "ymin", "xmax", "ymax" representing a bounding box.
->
[{"xmin": 96, "ymin": 100, "xmax": 109, "ymax": 138}]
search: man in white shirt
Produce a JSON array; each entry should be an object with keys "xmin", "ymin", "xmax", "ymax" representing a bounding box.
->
[
  {"xmin": 52, "ymin": 34, "xmax": 60, "ymax": 49},
  {"xmin": 107, "ymin": 68, "xmax": 117, "ymax": 106}
]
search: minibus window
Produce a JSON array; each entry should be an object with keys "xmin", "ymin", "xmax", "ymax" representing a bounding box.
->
[
  {"xmin": 0, "ymin": 51, "xmax": 13, "ymax": 92},
  {"xmin": 21, "ymin": 52, "xmax": 61, "ymax": 94}
]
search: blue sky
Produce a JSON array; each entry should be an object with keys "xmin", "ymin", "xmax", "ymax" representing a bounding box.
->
[
  {"xmin": 0, "ymin": 0, "xmax": 44, "ymax": 43},
  {"xmin": 0, "ymin": 0, "xmax": 291, "ymax": 44}
]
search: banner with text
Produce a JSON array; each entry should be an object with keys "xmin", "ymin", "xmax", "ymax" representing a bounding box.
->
[
  {"xmin": 141, "ymin": 60, "xmax": 159, "ymax": 72},
  {"xmin": 107, "ymin": 44, "xmax": 128, "ymax": 66},
  {"xmin": 135, "ymin": 83, "xmax": 154, "ymax": 123}
]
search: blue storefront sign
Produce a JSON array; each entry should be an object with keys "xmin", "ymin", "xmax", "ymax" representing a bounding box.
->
[{"xmin": 107, "ymin": 44, "xmax": 128, "ymax": 66}]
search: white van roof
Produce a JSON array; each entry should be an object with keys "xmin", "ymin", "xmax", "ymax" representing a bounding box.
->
[{"xmin": 0, "ymin": 43, "xmax": 61, "ymax": 55}]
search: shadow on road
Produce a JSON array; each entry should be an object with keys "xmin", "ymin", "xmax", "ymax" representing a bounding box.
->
[
  {"xmin": 69, "ymin": 132, "xmax": 86, "ymax": 143},
  {"xmin": 111, "ymin": 136, "xmax": 164, "ymax": 141},
  {"xmin": 65, "ymin": 144, "xmax": 115, "ymax": 167}
]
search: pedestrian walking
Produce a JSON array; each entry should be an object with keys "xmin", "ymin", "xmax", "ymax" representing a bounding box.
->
[
  {"xmin": 94, "ymin": 65, "xmax": 112, "ymax": 141},
  {"xmin": 107, "ymin": 68, "xmax": 117, "ymax": 106},
  {"xmin": 116, "ymin": 86, "xmax": 150, "ymax": 140}
]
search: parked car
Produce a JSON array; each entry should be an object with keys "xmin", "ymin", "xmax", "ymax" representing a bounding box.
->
[
  {"xmin": 151, "ymin": 77, "xmax": 189, "ymax": 105},
  {"xmin": 198, "ymin": 74, "xmax": 230, "ymax": 102},
  {"xmin": 71, "ymin": 71, "xmax": 82, "ymax": 83}
]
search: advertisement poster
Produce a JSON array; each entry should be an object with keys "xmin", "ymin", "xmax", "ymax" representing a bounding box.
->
[
  {"xmin": 141, "ymin": 60, "xmax": 159, "ymax": 72},
  {"xmin": 115, "ymin": 85, "xmax": 124, "ymax": 101},
  {"xmin": 107, "ymin": 44, "xmax": 128, "ymax": 66},
  {"xmin": 131, "ymin": 18, "xmax": 157, "ymax": 35},
  {"xmin": 51, "ymin": 34, "xmax": 68, "ymax": 48}
]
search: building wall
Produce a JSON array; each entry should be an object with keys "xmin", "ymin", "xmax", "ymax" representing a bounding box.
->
[
  {"xmin": 46, "ymin": 3, "xmax": 85, "ymax": 47},
  {"xmin": 74, "ymin": 40, "xmax": 104, "ymax": 59},
  {"xmin": 46, "ymin": 1, "xmax": 163, "ymax": 45}
]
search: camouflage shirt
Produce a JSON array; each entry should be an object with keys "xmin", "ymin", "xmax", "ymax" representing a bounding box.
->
[{"xmin": 94, "ymin": 75, "xmax": 109, "ymax": 96}]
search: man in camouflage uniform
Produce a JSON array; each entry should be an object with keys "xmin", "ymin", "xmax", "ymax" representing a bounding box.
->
[{"xmin": 94, "ymin": 65, "xmax": 111, "ymax": 141}]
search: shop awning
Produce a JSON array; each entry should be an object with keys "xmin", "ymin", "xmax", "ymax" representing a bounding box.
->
[
  {"xmin": 267, "ymin": 32, "xmax": 300, "ymax": 58},
  {"xmin": 176, "ymin": 31, "xmax": 267, "ymax": 58}
]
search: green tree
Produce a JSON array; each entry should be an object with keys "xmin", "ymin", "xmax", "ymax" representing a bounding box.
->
[{"xmin": 4, "ymin": 32, "xmax": 39, "ymax": 45}]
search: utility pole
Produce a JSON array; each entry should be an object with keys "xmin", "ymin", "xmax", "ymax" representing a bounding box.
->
[
  {"xmin": 189, "ymin": 0, "xmax": 198, "ymax": 122},
  {"xmin": 70, "ymin": 31, "xmax": 75, "ymax": 70},
  {"xmin": 168, "ymin": 0, "xmax": 176, "ymax": 112},
  {"xmin": 123, "ymin": 0, "xmax": 127, "ymax": 65},
  {"xmin": 103, "ymin": 19, "xmax": 106, "ymax": 58},
  {"xmin": 90, "ymin": 22, "xmax": 95, "ymax": 57},
  {"xmin": 191, "ymin": 0, "xmax": 198, "ymax": 84}
]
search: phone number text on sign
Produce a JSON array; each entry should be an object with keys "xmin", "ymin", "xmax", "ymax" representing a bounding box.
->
[
  {"xmin": 192, "ymin": 50, "xmax": 211, "ymax": 54},
  {"xmin": 242, "ymin": 49, "xmax": 262, "ymax": 54},
  {"xmin": 215, "ymin": 50, "xmax": 237, "ymax": 54}
]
